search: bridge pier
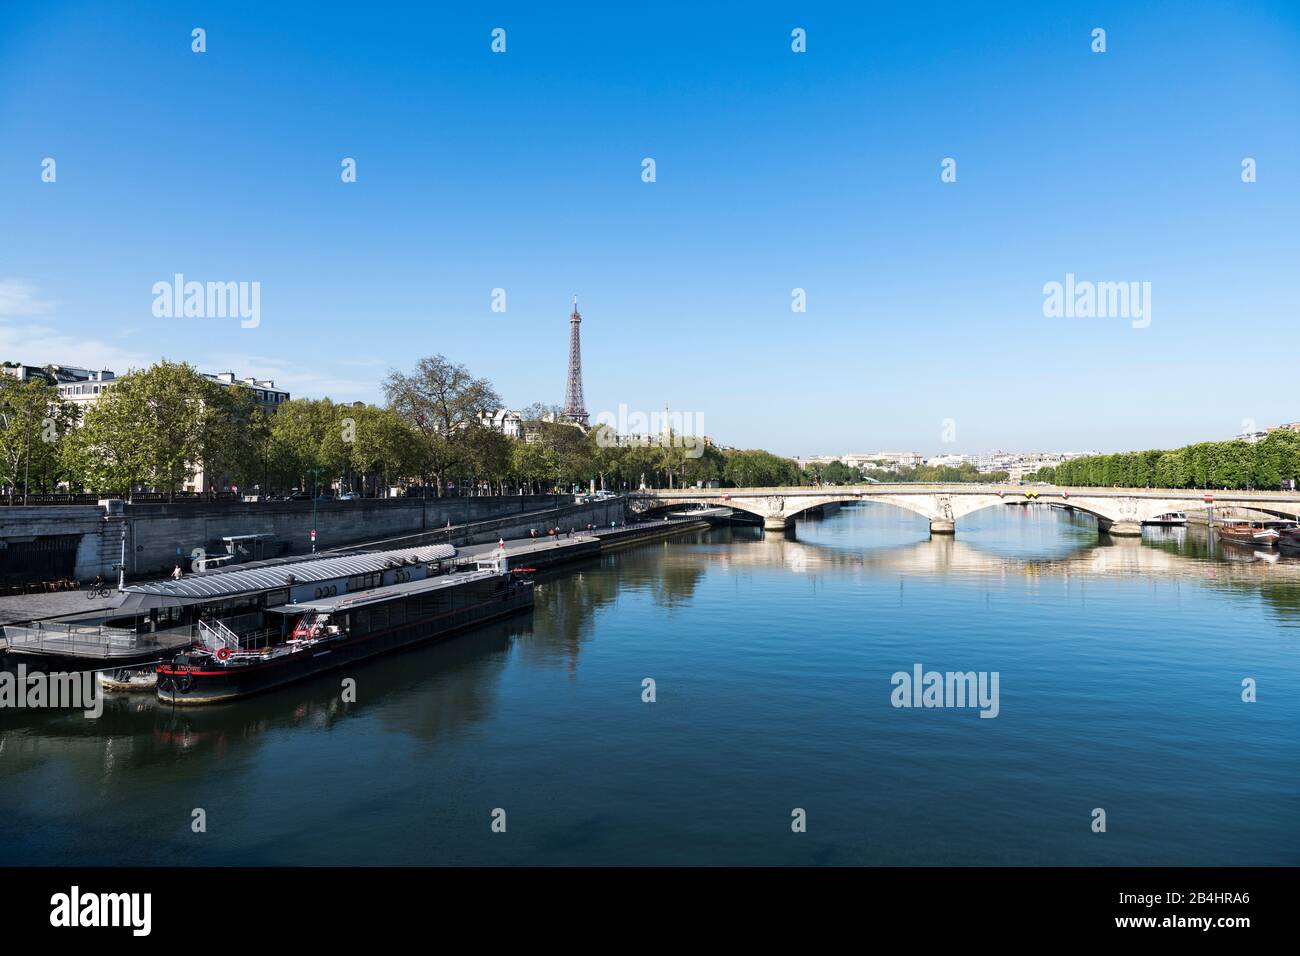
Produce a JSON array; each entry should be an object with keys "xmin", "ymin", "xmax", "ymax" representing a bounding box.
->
[
  {"xmin": 763, "ymin": 516, "xmax": 788, "ymax": 533},
  {"xmin": 1100, "ymin": 520, "xmax": 1143, "ymax": 537},
  {"xmin": 929, "ymin": 519, "xmax": 955, "ymax": 535}
]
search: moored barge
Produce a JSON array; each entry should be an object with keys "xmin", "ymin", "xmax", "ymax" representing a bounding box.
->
[
  {"xmin": 1216, "ymin": 520, "xmax": 1281, "ymax": 548},
  {"xmin": 156, "ymin": 556, "xmax": 533, "ymax": 705}
]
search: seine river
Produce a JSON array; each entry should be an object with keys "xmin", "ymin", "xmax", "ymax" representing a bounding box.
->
[{"xmin": 2, "ymin": 504, "xmax": 1297, "ymax": 866}]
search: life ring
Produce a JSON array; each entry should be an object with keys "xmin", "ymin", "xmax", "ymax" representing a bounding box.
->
[{"xmin": 216, "ymin": 647, "xmax": 231, "ymax": 661}]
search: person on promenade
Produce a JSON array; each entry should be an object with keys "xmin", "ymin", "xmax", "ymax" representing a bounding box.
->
[{"xmin": 171, "ymin": 564, "xmax": 183, "ymax": 580}]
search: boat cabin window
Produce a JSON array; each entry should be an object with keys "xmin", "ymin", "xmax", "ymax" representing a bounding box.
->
[{"xmin": 346, "ymin": 572, "xmax": 382, "ymax": 593}]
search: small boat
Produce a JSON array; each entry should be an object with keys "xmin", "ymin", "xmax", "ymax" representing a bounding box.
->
[
  {"xmin": 98, "ymin": 668, "xmax": 158, "ymax": 693},
  {"xmin": 1277, "ymin": 527, "xmax": 1300, "ymax": 553},
  {"xmin": 1143, "ymin": 512, "xmax": 1187, "ymax": 526},
  {"xmin": 1215, "ymin": 521, "xmax": 1280, "ymax": 548}
]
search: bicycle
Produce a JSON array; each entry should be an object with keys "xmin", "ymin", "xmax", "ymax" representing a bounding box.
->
[{"xmin": 85, "ymin": 582, "xmax": 112, "ymax": 600}]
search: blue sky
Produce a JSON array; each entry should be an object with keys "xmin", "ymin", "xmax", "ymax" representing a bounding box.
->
[{"xmin": 2, "ymin": 1, "xmax": 1298, "ymax": 456}]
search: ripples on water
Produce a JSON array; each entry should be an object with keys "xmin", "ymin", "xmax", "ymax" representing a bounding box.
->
[{"xmin": 2, "ymin": 504, "xmax": 1297, "ymax": 865}]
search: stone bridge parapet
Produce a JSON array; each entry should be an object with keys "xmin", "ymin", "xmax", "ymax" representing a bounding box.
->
[{"xmin": 630, "ymin": 485, "xmax": 1300, "ymax": 538}]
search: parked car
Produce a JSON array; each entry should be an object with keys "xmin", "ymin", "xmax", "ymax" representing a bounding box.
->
[
  {"xmin": 286, "ymin": 490, "xmax": 312, "ymax": 501},
  {"xmin": 337, "ymin": 491, "xmax": 361, "ymax": 501}
]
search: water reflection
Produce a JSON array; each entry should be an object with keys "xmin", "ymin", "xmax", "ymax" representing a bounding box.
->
[
  {"xmin": 0, "ymin": 615, "xmax": 526, "ymax": 767},
  {"xmin": 3, "ymin": 503, "xmax": 1299, "ymax": 866}
]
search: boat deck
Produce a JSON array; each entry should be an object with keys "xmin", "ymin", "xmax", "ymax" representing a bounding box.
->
[{"xmin": 1, "ymin": 621, "xmax": 194, "ymax": 660}]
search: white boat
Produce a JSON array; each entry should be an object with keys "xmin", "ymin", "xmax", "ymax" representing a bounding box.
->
[{"xmin": 1143, "ymin": 512, "xmax": 1187, "ymax": 526}]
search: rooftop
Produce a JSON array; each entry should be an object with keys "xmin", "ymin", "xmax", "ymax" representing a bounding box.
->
[{"xmin": 118, "ymin": 544, "xmax": 456, "ymax": 609}]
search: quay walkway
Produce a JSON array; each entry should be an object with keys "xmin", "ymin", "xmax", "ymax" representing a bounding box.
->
[{"xmin": 454, "ymin": 518, "xmax": 711, "ymax": 571}]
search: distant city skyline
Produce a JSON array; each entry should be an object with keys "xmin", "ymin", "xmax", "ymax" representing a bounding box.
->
[{"xmin": 3, "ymin": 4, "xmax": 1298, "ymax": 457}]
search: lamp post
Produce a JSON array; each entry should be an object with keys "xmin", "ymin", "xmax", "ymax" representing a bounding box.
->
[{"xmin": 310, "ymin": 466, "xmax": 320, "ymax": 552}]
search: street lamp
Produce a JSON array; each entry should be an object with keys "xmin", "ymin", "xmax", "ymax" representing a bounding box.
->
[{"xmin": 309, "ymin": 465, "xmax": 321, "ymax": 552}]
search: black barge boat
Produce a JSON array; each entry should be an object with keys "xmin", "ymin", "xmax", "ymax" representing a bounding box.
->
[{"xmin": 156, "ymin": 556, "xmax": 533, "ymax": 705}]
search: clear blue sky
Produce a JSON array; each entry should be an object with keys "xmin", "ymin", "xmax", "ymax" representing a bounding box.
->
[{"xmin": 2, "ymin": 1, "xmax": 1298, "ymax": 457}]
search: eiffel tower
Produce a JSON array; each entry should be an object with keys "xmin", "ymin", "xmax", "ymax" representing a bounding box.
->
[{"xmin": 561, "ymin": 296, "xmax": 589, "ymax": 426}]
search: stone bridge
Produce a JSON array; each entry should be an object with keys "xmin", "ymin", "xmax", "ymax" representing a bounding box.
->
[{"xmin": 629, "ymin": 485, "xmax": 1300, "ymax": 537}]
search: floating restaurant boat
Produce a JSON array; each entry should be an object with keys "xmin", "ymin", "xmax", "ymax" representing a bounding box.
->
[
  {"xmin": 2, "ymin": 544, "xmax": 457, "ymax": 673},
  {"xmin": 1215, "ymin": 521, "xmax": 1280, "ymax": 548},
  {"xmin": 155, "ymin": 554, "xmax": 533, "ymax": 705}
]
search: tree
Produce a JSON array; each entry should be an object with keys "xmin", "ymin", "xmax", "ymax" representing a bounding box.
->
[
  {"xmin": 510, "ymin": 439, "xmax": 556, "ymax": 494},
  {"xmin": 349, "ymin": 404, "xmax": 423, "ymax": 496},
  {"xmin": 461, "ymin": 423, "xmax": 514, "ymax": 495},
  {"xmin": 69, "ymin": 361, "xmax": 215, "ymax": 499},
  {"xmin": 722, "ymin": 449, "xmax": 801, "ymax": 487},
  {"xmin": 0, "ymin": 375, "xmax": 77, "ymax": 501},
  {"xmin": 383, "ymin": 356, "xmax": 501, "ymax": 495},
  {"xmin": 822, "ymin": 461, "xmax": 858, "ymax": 484},
  {"xmin": 533, "ymin": 421, "xmax": 592, "ymax": 490},
  {"xmin": 588, "ymin": 425, "xmax": 624, "ymax": 491},
  {"xmin": 267, "ymin": 398, "xmax": 335, "ymax": 491},
  {"xmin": 521, "ymin": 402, "xmax": 564, "ymax": 423},
  {"xmin": 682, "ymin": 443, "xmax": 726, "ymax": 487},
  {"xmin": 199, "ymin": 385, "xmax": 270, "ymax": 494}
]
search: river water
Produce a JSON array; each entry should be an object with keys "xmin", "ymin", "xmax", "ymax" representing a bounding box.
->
[{"xmin": 2, "ymin": 504, "xmax": 1297, "ymax": 865}]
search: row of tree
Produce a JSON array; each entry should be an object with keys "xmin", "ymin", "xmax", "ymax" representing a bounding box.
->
[
  {"xmin": 801, "ymin": 460, "xmax": 1009, "ymax": 484},
  {"xmin": 1, "ymin": 356, "xmax": 820, "ymax": 500},
  {"xmin": 1027, "ymin": 430, "xmax": 1300, "ymax": 489}
]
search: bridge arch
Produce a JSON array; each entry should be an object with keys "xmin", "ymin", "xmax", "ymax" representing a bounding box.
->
[
  {"xmin": 630, "ymin": 485, "xmax": 1300, "ymax": 539},
  {"xmin": 631, "ymin": 488, "xmax": 1145, "ymax": 537}
]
